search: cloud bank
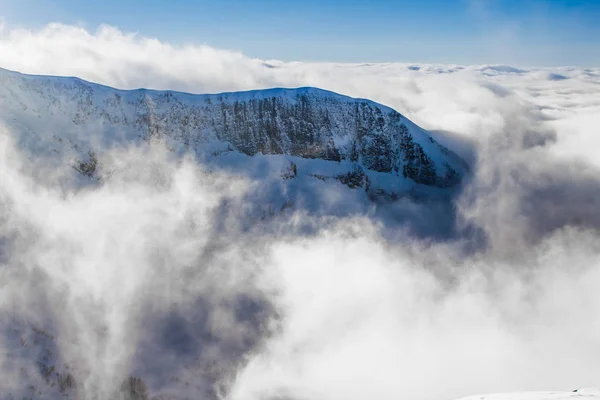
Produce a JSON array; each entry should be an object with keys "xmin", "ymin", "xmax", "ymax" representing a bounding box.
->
[{"xmin": 1, "ymin": 23, "xmax": 600, "ymax": 400}]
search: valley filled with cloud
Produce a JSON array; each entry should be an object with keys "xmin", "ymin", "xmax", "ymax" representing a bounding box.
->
[{"xmin": 1, "ymin": 23, "xmax": 600, "ymax": 400}]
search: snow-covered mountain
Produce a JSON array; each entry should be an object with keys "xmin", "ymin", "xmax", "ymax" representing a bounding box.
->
[
  {"xmin": 0, "ymin": 67, "xmax": 468, "ymax": 193},
  {"xmin": 0, "ymin": 67, "xmax": 474, "ymax": 400}
]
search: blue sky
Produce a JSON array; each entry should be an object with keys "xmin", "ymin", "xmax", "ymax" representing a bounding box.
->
[{"xmin": 1, "ymin": 0, "xmax": 599, "ymax": 66}]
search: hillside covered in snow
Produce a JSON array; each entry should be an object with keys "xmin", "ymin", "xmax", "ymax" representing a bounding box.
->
[
  {"xmin": 0, "ymin": 67, "xmax": 479, "ymax": 400},
  {"xmin": 0, "ymin": 67, "xmax": 468, "ymax": 194}
]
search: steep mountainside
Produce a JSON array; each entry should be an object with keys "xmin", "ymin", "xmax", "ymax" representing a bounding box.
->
[{"xmin": 0, "ymin": 67, "xmax": 468, "ymax": 189}]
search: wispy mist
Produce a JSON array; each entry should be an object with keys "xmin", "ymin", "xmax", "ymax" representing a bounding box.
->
[{"xmin": 0, "ymin": 134, "xmax": 276, "ymax": 398}]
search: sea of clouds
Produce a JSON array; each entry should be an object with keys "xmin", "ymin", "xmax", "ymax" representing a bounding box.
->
[{"xmin": 1, "ymin": 23, "xmax": 600, "ymax": 400}]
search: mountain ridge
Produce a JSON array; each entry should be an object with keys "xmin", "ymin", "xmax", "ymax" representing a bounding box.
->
[{"xmin": 0, "ymin": 66, "xmax": 469, "ymax": 190}]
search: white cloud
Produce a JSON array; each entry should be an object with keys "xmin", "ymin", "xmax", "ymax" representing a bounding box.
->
[{"xmin": 229, "ymin": 226, "xmax": 600, "ymax": 400}]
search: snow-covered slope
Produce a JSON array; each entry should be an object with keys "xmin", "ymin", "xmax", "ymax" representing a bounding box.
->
[
  {"xmin": 0, "ymin": 67, "xmax": 468, "ymax": 191},
  {"xmin": 457, "ymin": 390, "xmax": 600, "ymax": 400}
]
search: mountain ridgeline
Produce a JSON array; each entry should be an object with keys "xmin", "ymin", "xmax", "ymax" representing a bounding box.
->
[
  {"xmin": 0, "ymin": 68, "xmax": 472, "ymax": 399},
  {"xmin": 0, "ymin": 68, "xmax": 468, "ymax": 188}
]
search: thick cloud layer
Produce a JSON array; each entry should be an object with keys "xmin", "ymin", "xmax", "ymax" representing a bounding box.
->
[
  {"xmin": 1, "ymin": 23, "xmax": 600, "ymax": 400},
  {"xmin": 0, "ymin": 134, "xmax": 278, "ymax": 398}
]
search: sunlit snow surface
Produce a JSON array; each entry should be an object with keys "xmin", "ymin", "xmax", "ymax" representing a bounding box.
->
[
  {"xmin": 0, "ymin": 67, "xmax": 466, "ymax": 186},
  {"xmin": 458, "ymin": 390, "xmax": 600, "ymax": 400}
]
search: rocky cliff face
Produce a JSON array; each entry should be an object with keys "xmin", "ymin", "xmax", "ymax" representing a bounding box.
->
[
  {"xmin": 0, "ymin": 68, "xmax": 471, "ymax": 400},
  {"xmin": 0, "ymin": 68, "xmax": 468, "ymax": 188}
]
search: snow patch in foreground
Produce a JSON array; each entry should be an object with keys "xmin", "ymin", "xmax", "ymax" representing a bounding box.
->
[{"xmin": 458, "ymin": 389, "xmax": 600, "ymax": 400}]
